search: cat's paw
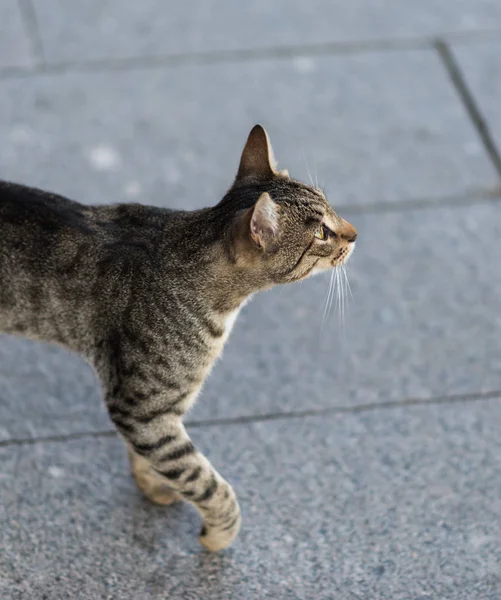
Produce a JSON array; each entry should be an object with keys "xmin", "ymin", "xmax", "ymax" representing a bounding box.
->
[
  {"xmin": 145, "ymin": 486, "xmax": 182, "ymax": 506},
  {"xmin": 134, "ymin": 472, "xmax": 182, "ymax": 505},
  {"xmin": 198, "ymin": 514, "xmax": 242, "ymax": 552}
]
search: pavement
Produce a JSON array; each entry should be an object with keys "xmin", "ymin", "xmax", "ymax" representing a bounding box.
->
[{"xmin": 1, "ymin": 2, "xmax": 501, "ymax": 599}]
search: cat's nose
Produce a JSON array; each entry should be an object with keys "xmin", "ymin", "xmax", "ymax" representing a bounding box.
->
[{"xmin": 341, "ymin": 219, "xmax": 357, "ymax": 243}]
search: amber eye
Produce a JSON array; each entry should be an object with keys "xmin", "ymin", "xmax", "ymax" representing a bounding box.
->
[{"xmin": 315, "ymin": 225, "xmax": 329, "ymax": 240}]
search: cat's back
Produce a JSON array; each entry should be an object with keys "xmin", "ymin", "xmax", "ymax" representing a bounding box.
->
[
  {"xmin": 0, "ymin": 181, "xmax": 107, "ymax": 310},
  {"xmin": 0, "ymin": 180, "xmax": 93, "ymax": 240}
]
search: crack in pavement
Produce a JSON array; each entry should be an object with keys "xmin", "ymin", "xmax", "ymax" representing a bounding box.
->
[
  {"xmin": 1, "ymin": 388, "xmax": 501, "ymax": 448},
  {"xmin": 1, "ymin": 28, "xmax": 500, "ymax": 81},
  {"xmin": 435, "ymin": 39, "xmax": 501, "ymax": 180}
]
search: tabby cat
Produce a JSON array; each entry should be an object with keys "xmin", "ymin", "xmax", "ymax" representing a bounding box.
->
[{"xmin": 0, "ymin": 125, "xmax": 357, "ymax": 551}]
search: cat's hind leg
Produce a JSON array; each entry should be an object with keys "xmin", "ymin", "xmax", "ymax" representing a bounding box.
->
[{"xmin": 127, "ymin": 446, "xmax": 182, "ymax": 506}]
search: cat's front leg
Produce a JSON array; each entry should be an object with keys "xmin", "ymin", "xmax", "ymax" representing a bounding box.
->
[{"xmin": 125, "ymin": 418, "xmax": 241, "ymax": 552}]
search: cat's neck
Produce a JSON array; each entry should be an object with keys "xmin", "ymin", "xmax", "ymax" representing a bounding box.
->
[{"xmin": 157, "ymin": 205, "xmax": 265, "ymax": 315}]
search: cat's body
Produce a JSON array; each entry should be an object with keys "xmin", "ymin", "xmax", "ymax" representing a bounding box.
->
[
  {"xmin": 0, "ymin": 126, "xmax": 357, "ymax": 551},
  {"xmin": 0, "ymin": 181, "xmax": 243, "ymax": 405}
]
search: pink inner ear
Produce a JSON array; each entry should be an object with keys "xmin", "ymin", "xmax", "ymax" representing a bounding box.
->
[
  {"xmin": 250, "ymin": 211, "xmax": 265, "ymax": 247},
  {"xmin": 250, "ymin": 217, "xmax": 260, "ymax": 237},
  {"xmin": 249, "ymin": 194, "xmax": 278, "ymax": 248}
]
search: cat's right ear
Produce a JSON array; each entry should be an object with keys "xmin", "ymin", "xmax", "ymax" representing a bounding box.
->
[
  {"xmin": 235, "ymin": 125, "xmax": 277, "ymax": 182},
  {"xmin": 248, "ymin": 192, "xmax": 279, "ymax": 250}
]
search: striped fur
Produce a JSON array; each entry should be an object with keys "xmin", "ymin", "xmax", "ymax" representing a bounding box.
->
[{"xmin": 0, "ymin": 125, "xmax": 356, "ymax": 551}]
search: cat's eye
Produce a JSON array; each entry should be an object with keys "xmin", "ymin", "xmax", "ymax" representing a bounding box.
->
[{"xmin": 315, "ymin": 225, "xmax": 329, "ymax": 241}]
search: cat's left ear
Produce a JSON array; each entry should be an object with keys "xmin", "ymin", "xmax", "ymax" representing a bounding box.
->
[{"xmin": 236, "ymin": 124, "xmax": 279, "ymax": 182}]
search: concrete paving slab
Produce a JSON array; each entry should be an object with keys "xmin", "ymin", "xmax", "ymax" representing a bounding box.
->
[
  {"xmin": 1, "ymin": 399, "xmax": 500, "ymax": 599},
  {"xmin": 0, "ymin": 49, "xmax": 499, "ymax": 440},
  {"xmin": 0, "ymin": 4, "xmax": 499, "ymax": 598},
  {"xmin": 2, "ymin": 200, "xmax": 501, "ymax": 441},
  {"xmin": 0, "ymin": 338, "xmax": 105, "ymax": 442},
  {"xmin": 0, "ymin": 51, "xmax": 496, "ymax": 210},
  {"xmin": 28, "ymin": 0, "xmax": 501, "ymax": 63},
  {"xmin": 452, "ymin": 40, "xmax": 501, "ymax": 156},
  {"xmin": 0, "ymin": 1, "xmax": 34, "ymax": 69},
  {"xmin": 198, "ymin": 200, "xmax": 501, "ymax": 419}
]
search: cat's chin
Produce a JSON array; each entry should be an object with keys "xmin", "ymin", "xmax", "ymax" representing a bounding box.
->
[
  {"xmin": 307, "ymin": 250, "xmax": 355, "ymax": 279},
  {"xmin": 310, "ymin": 266, "xmax": 330, "ymax": 278}
]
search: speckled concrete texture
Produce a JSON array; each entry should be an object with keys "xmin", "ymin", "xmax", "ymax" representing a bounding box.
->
[
  {"xmin": 1, "ymin": 401, "xmax": 500, "ymax": 599},
  {"xmin": 1, "ymin": 2, "xmax": 500, "ymax": 598},
  {"xmin": 28, "ymin": 0, "xmax": 501, "ymax": 63},
  {"xmin": 0, "ymin": 1, "xmax": 33, "ymax": 68},
  {"xmin": 0, "ymin": 52, "xmax": 496, "ymax": 210}
]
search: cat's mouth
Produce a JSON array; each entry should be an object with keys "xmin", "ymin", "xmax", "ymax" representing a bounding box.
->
[
  {"xmin": 287, "ymin": 243, "xmax": 355, "ymax": 283},
  {"xmin": 332, "ymin": 243, "xmax": 355, "ymax": 267}
]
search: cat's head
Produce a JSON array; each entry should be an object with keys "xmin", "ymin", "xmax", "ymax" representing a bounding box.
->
[{"xmin": 220, "ymin": 125, "xmax": 357, "ymax": 286}]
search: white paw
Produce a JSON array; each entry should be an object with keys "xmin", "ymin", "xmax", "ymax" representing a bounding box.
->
[{"xmin": 198, "ymin": 515, "xmax": 242, "ymax": 552}]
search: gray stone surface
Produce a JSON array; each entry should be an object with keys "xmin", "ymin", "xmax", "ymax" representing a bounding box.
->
[
  {"xmin": 452, "ymin": 40, "xmax": 501, "ymax": 152},
  {"xmin": 0, "ymin": 51, "xmax": 496, "ymax": 212},
  {"xmin": 1, "ymin": 2, "xmax": 501, "ymax": 598},
  {"xmin": 2, "ymin": 200, "xmax": 501, "ymax": 441},
  {"xmin": 200, "ymin": 200, "xmax": 501, "ymax": 420},
  {"xmin": 29, "ymin": 0, "xmax": 501, "ymax": 63},
  {"xmin": 1, "ymin": 400, "xmax": 500, "ymax": 599},
  {"xmin": 0, "ymin": 1, "xmax": 33, "ymax": 69},
  {"xmin": 0, "ymin": 339, "xmax": 105, "ymax": 441}
]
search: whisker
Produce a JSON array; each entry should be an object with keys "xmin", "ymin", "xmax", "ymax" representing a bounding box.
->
[
  {"xmin": 301, "ymin": 147, "xmax": 315, "ymax": 188},
  {"xmin": 322, "ymin": 267, "xmax": 349, "ymax": 331},
  {"xmin": 339, "ymin": 266, "xmax": 345, "ymax": 328},
  {"xmin": 322, "ymin": 271, "xmax": 335, "ymax": 328},
  {"xmin": 334, "ymin": 267, "xmax": 341, "ymax": 319},
  {"xmin": 321, "ymin": 274, "xmax": 330, "ymax": 329},
  {"xmin": 328, "ymin": 269, "xmax": 336, "ymax": 322},
  {"xmin": 342, "ymin": 265, "xmax": 353, "ymax": 301},
  {"xmin": 329, "ymin": 268, "xmax": 337, "ymax": 319}
]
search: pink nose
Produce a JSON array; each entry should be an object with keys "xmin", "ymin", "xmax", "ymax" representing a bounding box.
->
[{"xmin": 340, "ymin": 219, "xmax": 358, "ymax": 243}]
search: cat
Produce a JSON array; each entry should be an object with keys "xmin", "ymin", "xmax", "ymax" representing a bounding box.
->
[{"xmin": 0, "ymin": 125, "xmax": 357, "ymax": 551}]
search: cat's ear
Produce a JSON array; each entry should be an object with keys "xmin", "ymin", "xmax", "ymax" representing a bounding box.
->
[
  {"xmin": 249, "ymin": 192, "xmax": 279, "ymax": 249},
  {"xmin": 236, "ymin": 124, "xmax": 277, "ymax": 181}
]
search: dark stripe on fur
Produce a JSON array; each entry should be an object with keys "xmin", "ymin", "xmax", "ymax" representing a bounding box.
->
[
  {"xmin": 149, "ymin": 372, "xmax": 183, "ymax": 391},
  {"xmin": 135, "ymin": 407, "xmax": 174, "ymax": 423},
  {"xmin": 221, "ymin": 514, "xmax": 240, "ymax": 532},
  {"xmin": 111, "ymin": 415, "xmax": 135, "ymax": 434},
  {"xmin": 157, "ymin": 441, "xmax": 195, "ymax": 462},
  {"xmin": 108, "ymin": 404, "xmax": 133, "ymax": 418},
  {"xmin": 135, "ymin": 391, "xmax": 191, "ymax": 423},
  {"xmin": 198, "ymin": 314, "xmax": 225, "ymax": 338},
  {"xmin": 185, "ymin": 466, "xmax": 202, "ymax": 483},
  {"xmin": 133, "ymin": 433, "xmax": 177, "ymax": 455},
  {"xmin": 160, "ymin": 467, "xmax": 185, "ymax": 480},
  {"xmin": 194, "ymin": 475, "xmax": 218, "ymax": 503},
  {"xmin": 172, "ymin": 323, "xmax": 207, "ymax": 350}
]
